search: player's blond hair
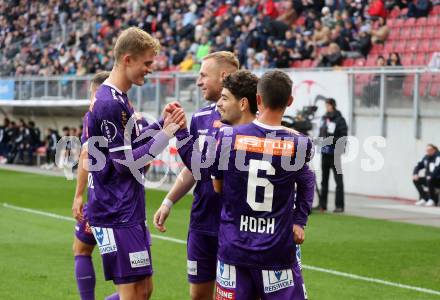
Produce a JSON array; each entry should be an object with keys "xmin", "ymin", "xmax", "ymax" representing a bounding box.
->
[
  {"xmin": 114, "ymin": 27, "xmax": 160, "ymax": 64},
  {"xmin": 203, "ymin": 51, "xmax": 240, "ymax": 70}
]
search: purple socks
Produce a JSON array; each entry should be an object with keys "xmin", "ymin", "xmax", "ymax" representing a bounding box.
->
[{"xmin": 74, "ymin": 255, "xmax": 96, "ymax": 300}]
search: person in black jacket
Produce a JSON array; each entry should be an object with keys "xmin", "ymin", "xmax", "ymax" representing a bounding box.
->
[
  {"xmin": 316, "ymin": 98, "xmax": 348, "ymax": 213},
  {"xmin": 413, "ymin": 144, "xmax": 440, "ymax": 207},
  {"xmin": 0, "ymin": 117, "xmax": 10, "ymax": 162}
]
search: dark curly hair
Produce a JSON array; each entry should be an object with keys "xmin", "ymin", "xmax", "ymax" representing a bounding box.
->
[{"xmin": 222, "ymin": 70, "xmax": 259, "ymax": 115}]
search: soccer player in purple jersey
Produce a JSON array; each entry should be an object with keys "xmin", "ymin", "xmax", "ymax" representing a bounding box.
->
[
  {"xmin": 72, "ymin": 71, "xmax": 110, "ymax": 300},
  {"xmin": 152, "ymin": 52, "xmax": 239, "ymax": 300},
  {"xmin": 176, "ymin": 70, "xmax": 259, "ymax": 182},
  {"xmin": 211, "ymin": 70, "xmax": 315, "ymax": 300},
  {"xmin": 86, "ymin": 27, "xmax": 185, "ymax": 300}
]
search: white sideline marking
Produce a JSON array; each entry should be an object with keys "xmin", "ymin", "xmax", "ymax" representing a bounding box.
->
[
  {"xmin": 1, "ymin": 203, "xmax": 186, "ymax": 245},
  {"xmin": 363, "ymin": 204, "xmax": 440, "ymax": 216},
  {"xmin": 3, "ymin": 202, "xmax": 440, "ymax": 297}
]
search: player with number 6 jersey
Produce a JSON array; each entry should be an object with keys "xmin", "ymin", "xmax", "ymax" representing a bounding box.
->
[{"xmin": 212, "ymin": 70, "xmax": 315, "ymax": 300}]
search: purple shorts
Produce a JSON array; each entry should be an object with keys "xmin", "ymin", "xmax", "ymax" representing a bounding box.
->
[
  {"xmin": 215, "ymin": 260, "xmax": 307, "ymax": 300},
  {"xmin": 91, "ymin": 223, "xmax": 153, "ymax": 284},
  {"xmin": 187, "ymin": 231, "xmax": 218, "ymax": 283},
  {"xmin": 75, "ymin": 218, "xmax": 96, "ymax": 246}
]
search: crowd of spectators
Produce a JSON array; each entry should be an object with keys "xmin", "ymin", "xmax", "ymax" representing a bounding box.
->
[
  {"xmin": 0, "ymin": 117, "xmax": 81, "ymax": 168},
  {"xmin": 0, "ymin": 0, "xmax": 437, "ymax": 77}
]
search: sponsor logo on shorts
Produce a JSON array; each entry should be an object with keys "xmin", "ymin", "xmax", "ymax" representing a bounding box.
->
[
  {"xmin": 187, "ymin": 260, "xmax": 197, "ymax": 276},
  {"xmin": 129, "ymin": 250, "xmax": 150, "ymax": 268},
  {"xmin": 216, "ymin": 261, "xmax": 236, "ymax": 289},
  {"xmin": 91, "ymin": 227, "xmax": 117, "ymax": 254},
  {"xmin": 262, "ymin": 269, "xmax": 294, "ymax": 294},
  {"xmin": 215, "ymin": 285, "xmax": 236, "ymax": 300}
]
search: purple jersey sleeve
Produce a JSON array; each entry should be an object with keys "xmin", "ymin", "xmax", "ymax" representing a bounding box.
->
[
  {"xmin": 80, "ymin": 112, "xmax": 89, "ymax": 145},
  {"xmin": 293, "ymin": 137, "xmax": 315, "ymax": 227}
]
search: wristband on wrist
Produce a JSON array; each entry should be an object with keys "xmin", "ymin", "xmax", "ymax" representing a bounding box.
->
[{"xmin": 162, "ymin": 198, "xmax": 174, "ymax": 209}]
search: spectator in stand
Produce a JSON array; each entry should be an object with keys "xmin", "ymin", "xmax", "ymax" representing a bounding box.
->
[
  {"xmin": 368, "ymin": 0, "xmax": 387, "ymax": 19},
  {"xmin": 44, "ymin": 128, "xmax": 59, "ymax": 169},
  {"xmin": 0, "ymin": 118, "xmax": 10, "ymax": 163},
  {"xmin": 407, "ymin": 0, "xmax": 432, "ymax": 18},
  {"xmin": 318, "ymin": 42, "xmax": 344, "ymax": 67},
  {"xmin": 413, "ymin": 144, "xmax": 440, "ymax": 207},
  {"xmin": 371, "ymin": 17, "xmax": 389, "ymax": 44}
]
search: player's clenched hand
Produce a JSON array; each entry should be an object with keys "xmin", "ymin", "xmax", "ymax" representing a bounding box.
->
[
  {"xmin": 162, "ymin": 101, "xmax": 182, "ymax": 118},
  {"xmin": 164, "ymin": 108, "xmax": 186, "ymax": 136},
  {"xmin": 72, "ymin": 196, "xmax": 84, "ymax": 222},
  {"xmin": 153, "ymin": 205, "xmax": 171, "ymax": 232},
  {"xmin": 293, "ymin": 224, "xmax": 305, "ymax": 244}
]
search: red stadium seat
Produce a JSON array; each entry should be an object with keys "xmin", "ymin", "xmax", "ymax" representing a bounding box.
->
[
  {"xmin": 431, "ymin": 5, "xmax": 440, "ymax": 15},
  {"xmin": 403, "ymin": 76, "xmax": 414, "ymax": 97},
  {"xmin": 342, "ymin": 58, "xmax": 354, "ymax": 67},
  {"xmin": 433, "ymin": 74, "xmax": 440, "ymax": 83},
  {"xmin": 420, "ymin": 73, "xmax": 432, "ymax": 83},
  {"xmin": 291, "ymin": 60, "xmax": 302, "ymax": 68},
  {"xmin": 370, "ymin": 44, "xmax": 384, "ymax": 55},
  {"xmin": 401, "ymin": 54, "xmax": 413, "ymax": 66},
  {"xmin": 404, "ymin": 18, "xmax": 416, "ymax": 27},
  {"xmin": 432, "ymin": 40, "xmax": 440, "ymax": 51},
  {"xmin": 353, "ymin": 58, "xmax": 365, "ymax": 67},
  {"xmin": 414, "ymin": 54, "xmax": 427, "ymax": 65},
  {"xmin": 418, "ymin": 40, "xmax": 431, "ymax": 53},
  {"xmin": 411, "ymin": 27, "xmax": 424, "ymax": 40},
  {"xmin": 399, "ymin": 28, "xmax": 412, "ymax": 40},
  {"xmin": 311, "ymin": 59, "xmax": 320, "ymax": 68},
  {"xmin": 388, "ymin": 29, "xmax": 400, "ymax": 40},
  {"xmin": 301, "ymin": 59, "xmax": 313, "ymax": 68},
  {"xmin": 429, "ymin": 83, "xmax": 440, "ymax": 97},
  {"xmin": 366, "ymin": 56, "xmax": 378, "ymax": 67},
  {"xmin": 384, "ymin": 42, "xmax": 395, "ymax": 53},
  {"xmin": 406, "ymin": 40, "xmax": 418, "ymax": 53},
  {"xmin": 395, "ymin": 41, "xmax": 408, "ymax": 53},
  {"xmin": 422, "ymin": 26, "xmax": 435, "ymax": 39},
  {"xmin": 419, "ymin": 82, "xmax": 428, "ymax": 96},
  {"xmin": 392, "ymin": 18, "xmax": 405, "ymax": 28},
  {"xmin": 416, "ymin": 17, "xmax": 428, "ymax": 26},
  {"xmin": 427, "ymin": 15, "xmax": 440, "ymax": 26}
]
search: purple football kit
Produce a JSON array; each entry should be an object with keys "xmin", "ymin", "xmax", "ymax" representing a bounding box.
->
[
  {"xmin": 211, "ymin": 120, "xmax": 315, "ymax": 300},
  {"xmin": 74, "ymin": 111, "xmax": 97, "ymax": 246},
  {"xmin": 87, "ymin": 81, "xmax": 169, "ymax": 284},
  {"xmin": 175, "ymin": 103, "xmax": 224, "ymax": 283}
]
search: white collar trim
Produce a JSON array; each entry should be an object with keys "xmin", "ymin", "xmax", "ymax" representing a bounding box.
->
[
  {"xmin": 103, "ymin": 80, "xmax": 124, "ymax": 94},
  {"xmin": 253, "ymin": 120, "xmax": 284, "ymax": 130}
]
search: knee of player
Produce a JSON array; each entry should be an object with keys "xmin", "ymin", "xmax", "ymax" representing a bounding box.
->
[
  {"xmin": 189, "ymin": 288, "xmax": 210, "ymax": 300},
  {"xmin": 136, "ymin": 285, "xmax": 152, "ymax": 300},
  {"xmin": 72, "ymin": 239, "xmax": 94, "ymax": 256}
]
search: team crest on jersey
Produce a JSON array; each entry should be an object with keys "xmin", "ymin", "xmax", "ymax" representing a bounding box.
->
[
  {"xmin": 101, "ymin": 120, "xmax": 117, "ymax": 143},
  {"xmin": 262, "ymin": 269, "xmax": 294, "ymax": 293},
  {"xmin": 234, "ymin": 135, "xmax": 295, "ymax": 156},
  {"xmin": 216, "ymin": 261, "xmax": 236, "ymax": 289},
  {"xmin": 91, "ymin": 227, "xmax": 117, "ymax": 254},
  {"xmin": 215, "ymin": 285, "xmax": 236, "ymax": 300},
  {"xmin": 129, "ymin": 250, "xmax": 150, "ymax": 268}
]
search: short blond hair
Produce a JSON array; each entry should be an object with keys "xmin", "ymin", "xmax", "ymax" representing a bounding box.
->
[
  {"xmin": 114, "ymin": 27, "xmax": 160, "ymax": 63},
  {"xmin": 203, "ymin": 51, "xmax": 240, "ymax": 70}
]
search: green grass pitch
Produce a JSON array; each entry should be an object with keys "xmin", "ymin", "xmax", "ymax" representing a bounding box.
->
[{"xmin": 0, "ymin": 169, "xmax": 439, "ymax": 299}]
